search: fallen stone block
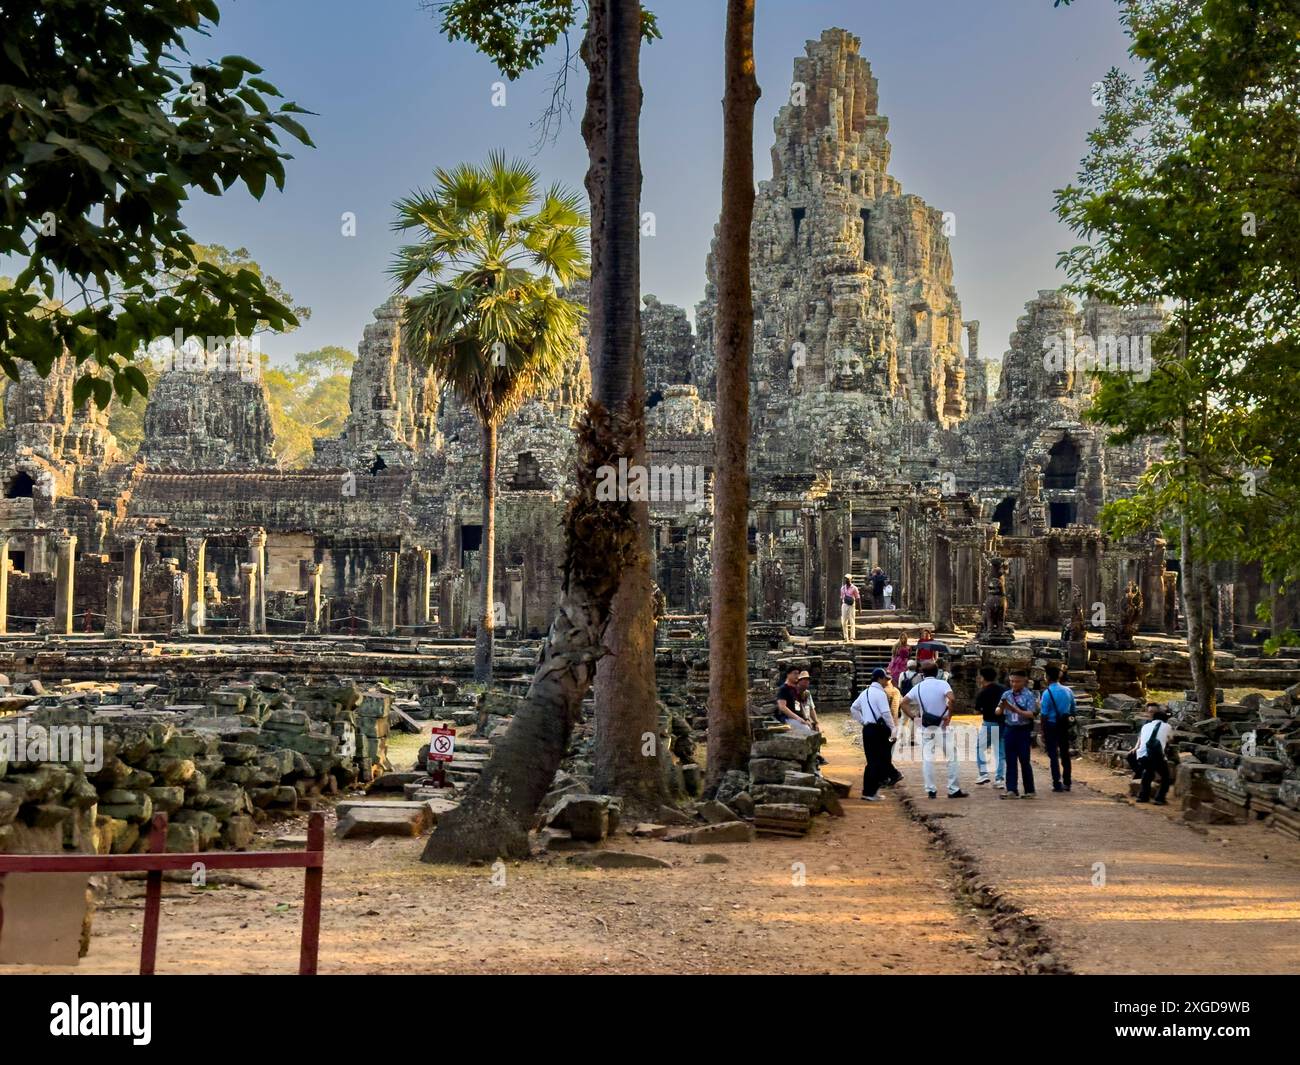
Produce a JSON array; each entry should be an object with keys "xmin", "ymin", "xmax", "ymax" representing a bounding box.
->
[
  {"xmin": 664, "ymin": 821, "xmax": 755, "ymax": 845},
  {"xmin": 567, "ymin": 851, "xmax": 671, "ymax": 870},
  {"xmin": 335, "ymin": 803, "xmax": 432, "ymax": 839}
]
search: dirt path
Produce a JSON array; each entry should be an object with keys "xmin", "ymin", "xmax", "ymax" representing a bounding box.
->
[
  {"xmin": 892, "ymin": 717, "xmax": 1300, "ymax": 974},
  {"xmin": 2, "ymin": 718, "xmax": 995, "ymax": 975}
]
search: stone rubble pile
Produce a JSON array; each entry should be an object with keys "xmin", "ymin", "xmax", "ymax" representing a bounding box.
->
[
  {"xmin": 0, "ymin": 671, "xmax": 487, "ymax": 854},
  {"xmin": 1083, "ymin": 687, "xmax": 1300, "ymax": 839}
]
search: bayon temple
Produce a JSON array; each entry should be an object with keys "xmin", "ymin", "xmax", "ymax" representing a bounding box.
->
[{"xmin": 0, "ymin": 29, "xmax": 1287, "ymax": 681}]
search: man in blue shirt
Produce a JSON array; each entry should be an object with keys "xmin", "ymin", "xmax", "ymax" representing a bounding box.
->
[{"xmin": 1039, "ymin": 663, "xmax": 1077, "ymax": 792}]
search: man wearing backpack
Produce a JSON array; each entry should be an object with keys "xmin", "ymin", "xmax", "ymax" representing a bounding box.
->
[
  {"xmin": 1130, "ymin": 705, "xmax": 1173, "ymax": 805},
  {"xmin": 903, "ymin": 661, "xmax": 968, "ymax": 800},
  {"xmin": 1039, "ymin": 663, "xmax": 1077, "ymax": 793},
  {"xmin": 896, "ymin": 658, "xmax": 920, "ymax": 746}
]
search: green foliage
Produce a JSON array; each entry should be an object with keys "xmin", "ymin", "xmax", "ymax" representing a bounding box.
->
[
  {"xmin": 390, "ymin": 152, "xmax": 588, "ymax": 427},
  {"xmin": 0, "ymin": 0, "xmax": 314, "ymax": 407},
  {"xmin": 264, "ymin": 346, "xmax": 355, "ymax": 467},
  {"xmin": 1056, "ymin": 0, "xmax": 1300, "ymax": 594},
  {"xmin": 432, "ymin": 0, "xmax": 659, "ymax": 79}
]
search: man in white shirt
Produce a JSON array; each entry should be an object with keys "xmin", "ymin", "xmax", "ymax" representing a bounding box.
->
[
  {"xmin": 850, "ymin": 668, "xmax": 896, "ymax": 802},
  {"xmin": 1130, "ymin": 704, "xmax": 1173, "ymax": 805},
  {"xmin": 903, "ymin": 661, "xmax": 968, "ymax": 800}
]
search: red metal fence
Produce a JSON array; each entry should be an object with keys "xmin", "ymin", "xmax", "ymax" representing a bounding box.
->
[{"xmin": 0, "ymin": 811, "xmax": 325, "ymax": 974}]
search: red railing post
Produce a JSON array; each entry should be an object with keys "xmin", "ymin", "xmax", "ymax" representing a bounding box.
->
[
  {"xmin": 298, "ymin": 812, "xmax": 324, "ymax": 975},
  {"xmin": 139, "ymin": 813, "xmax": 168, "ymax": 975}
]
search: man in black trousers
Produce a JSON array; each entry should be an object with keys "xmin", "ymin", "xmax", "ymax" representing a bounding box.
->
[{"xmin": 851, "ymin": 668, "xmax": 896, "ymax": 802}]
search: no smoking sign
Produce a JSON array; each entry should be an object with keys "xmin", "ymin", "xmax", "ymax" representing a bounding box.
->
[{"xmin": 429, "ymin": 726, "xmax": 456, "ymax": 762}]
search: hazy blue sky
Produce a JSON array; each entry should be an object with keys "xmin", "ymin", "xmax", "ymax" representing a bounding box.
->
[{"xmin": 164, "ymin": 0, "xmax": 1134, "ymax": 366}]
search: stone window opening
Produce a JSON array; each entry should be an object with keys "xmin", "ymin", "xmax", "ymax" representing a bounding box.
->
[
  {"xmin": 1049, "ymin": 501, "xmax": 1076, "ymax": 528},
  {"xmin": 791, "ymin": 207, "xmax": 806, "ymax": 249},
  {"xmin": 1045, "ymin": 437, "xmax": 1081, "ymax": 489},
  {"xmin": 4, "ymin": 471, "xmax": 36, "ymax": 498},
  {"xmin": 859, "ymin": 208, "xmax": 871, "ymax": 261},
  {"xmin": 993, "ymin": 496, "xmax": 1017, "ymax": 535}
]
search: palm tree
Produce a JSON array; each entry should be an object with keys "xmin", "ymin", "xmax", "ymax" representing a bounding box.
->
[{"xmin": 391, "ymin": 154, "xmax": 588, "ymax": 684}]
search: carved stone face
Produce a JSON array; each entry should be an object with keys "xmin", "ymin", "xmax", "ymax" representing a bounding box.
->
[{"xmin": 830, "ymin": 347, "xmax": 864, "ymax": 389}]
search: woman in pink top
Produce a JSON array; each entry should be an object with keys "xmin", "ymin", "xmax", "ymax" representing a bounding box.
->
[{"xmin": 888, "ymin": 632, "xmax": 910, "ymax": 682}]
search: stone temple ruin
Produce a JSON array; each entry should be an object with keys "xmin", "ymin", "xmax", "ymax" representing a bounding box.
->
[{"xmin": 2, "ymin": 29, "xmax": 1299, "ymax": 860}]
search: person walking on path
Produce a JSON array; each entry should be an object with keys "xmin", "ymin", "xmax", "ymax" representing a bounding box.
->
[
  {"xmin": 870, "ymin": 566, "xmax": 888, "ymax": 609},
  {"xmin": 973, "ymin": 665, "xmax": 1006, "ymax": 787},
  {"xmin": 882, "ymin": 674, "xmax": 905, "ymax": 786},
  {"xmin": 1130, "ymin": 704, "xmax": 1173, "ymax": 805},
  {"xmin": 896, "ymin": 658, "xmax": 920, "ymax": 745},
  {"xmin": 997, "ymin": 670, "xmax": 1038, "ymax": 799},
  {"xmin": 850, "ymin": 668, "xmax": 896, "ymax": 802},
  {"xmin": 1039, "ymin": 663, "xmax": 1077, "ymax": 792},
  {"xmin": 888, "ymin": 632, "xmax": 911, "ymax": 683},
  {"xmin": 840, "ymin": 574, "xmax": 861, "ymax": 642},
  {"xmin": 904, "ymin": 661, "xmax": 968, "ymax": 800}
]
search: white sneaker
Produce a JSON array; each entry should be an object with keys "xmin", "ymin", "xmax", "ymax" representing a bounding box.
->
[
  {"xmin": 995, "ymin": 780, "xmax": 1005, "ymax": 789},
  {"xmin": 975, "ymin": 776, "xmax": 990, "ymax": 785},
  {"xmin": 861, "ymin": 794, "xmax": 883, "ymax": 803}
]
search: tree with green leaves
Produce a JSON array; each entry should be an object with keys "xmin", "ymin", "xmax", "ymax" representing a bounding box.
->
[
  {"xmin": 392, "ymin": 153, "xmax": 588, "ymax": 686},
  {"xmin": 1056, "ymin": 0, "xmax": 1300, "ymax": 708},
  {"xmin": 0, "ymin": 0, "xmax": 313, "ymax": 408},
  {"xmin": 264, "ymin": 347, "xmax": 355, "ymax": 467}
]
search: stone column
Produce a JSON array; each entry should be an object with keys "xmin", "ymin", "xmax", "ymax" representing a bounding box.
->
[
  {"xmin": 245, "ymin": 530, "xmax": 267, "ymax": 634},
  {"xmin": 933, "ymin": 535, "xmax": 955, "ymax": 633},
  {"xmin": 30, "ymin": 529, "xmax": 50, "ymax": 575},
  {"xmin": 104, "ymin": 576, "xmax": 123, "ymax": 638},
  {"xmin": 239, "ymin": 563, "xmax": 258, "ymax": 635},
  {"xmin": 1217, "ymin": 582, "xmax": 1236, "ymax": 648},
  {"xmin": 506, "ymin": 565, "xmax": 524, "ymax": 634},
  {"xmin": 167, "ymin": 561, "xmax": 187, "ymax": 636},
  {"xmin": 53, "ymin": 533, "xmax": 77, "ymax": 634},
  {"xmin": 300, "ymin": 560, "xmax": 322, "ymax": 635},
  {"xmin": 184, "ymin": 536, "xmax": 206, "ymax": 635},
  {"xmin": 0, "ymin": 537, "xmax": 8, "ymax": 636},
  {"xmin": 819, "ymin": 498, "xmax": 850, "ymax": 635},
  {"xmin": 121, "ymin": 535, "xmax": 142, "ymax": 635},
  {"xmin": 417, "ymin": 547, "xmax": 433, "ymax": 626},
  {"xmin": 379, "ymin": 551, "xmax": 398, "ymax": 634}
]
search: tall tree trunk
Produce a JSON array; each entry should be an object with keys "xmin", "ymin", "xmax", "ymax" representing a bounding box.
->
[
  {"xmin": 592, "ymin": 0, "xmax": 663, "ymax": 808},
  {"xmin": 474, "ymin": 419, "xmax": 497, "ymax": 684},
  {"xmin": 706, "ymin": 0, "xmax": 760, "ymax": 790},
  {"xmin": 594, "ymin": 352, "xmax": 669, "ymax": 809},
  {"xmin": 1178, "ymin": 310, "xmax": 1215, "ymax": 716},
  {"xmin": 423, "ymin": 0, "xmax": 644, "ymax": 863}
]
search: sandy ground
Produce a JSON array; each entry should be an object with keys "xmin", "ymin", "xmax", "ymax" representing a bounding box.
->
[
  {"xmin": 1, "ymin": 717, "xmax": 995, "ymax": 975},
  {"xmin": 892, "ymin": 718, "xmax": 1300, "ymax": 974}
]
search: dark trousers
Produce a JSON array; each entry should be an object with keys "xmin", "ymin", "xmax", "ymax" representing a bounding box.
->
[
  {"xmin": 1138, "ymin": 750, "xmax": 1172, "ymax": 802},
  {"xmin": 862, "ymin": 723, "xmax": 892, "ymax": 797},
  {"xmin": 1004, "ymin": 726, "xmax": 1035, "ymax": 795},
  {"xmin": 1042, "ymin": 720, "xmax": 1072, "ymax": 788}
]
